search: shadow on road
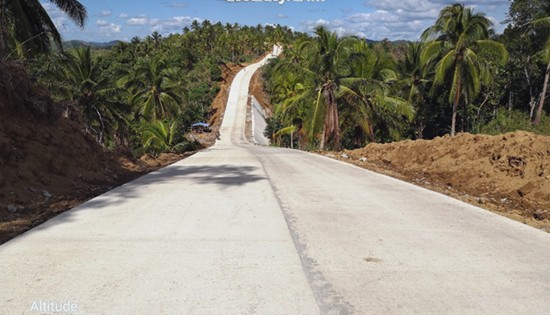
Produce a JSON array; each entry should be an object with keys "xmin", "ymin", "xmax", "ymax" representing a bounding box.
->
[
  {"xmin": 83, "ymin": 164, "xmax": 265, "ymax": 210},
  {"xmin": 18, "ymin": 164, "xmax": 265, "ymax": 237},
  {"xmin": 143, "ymin": 164, "xmax": 264, "ymax": 187}
]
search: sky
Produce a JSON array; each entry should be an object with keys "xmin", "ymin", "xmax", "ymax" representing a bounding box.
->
[{"xmin": 42, "ymin": 0, "xmax": 511, "ymax": 42}]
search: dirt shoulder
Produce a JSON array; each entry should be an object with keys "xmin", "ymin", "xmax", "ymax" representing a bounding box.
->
[{"xmin": 321, "ymin": 131, "xmax": 550, "ymax": 232}]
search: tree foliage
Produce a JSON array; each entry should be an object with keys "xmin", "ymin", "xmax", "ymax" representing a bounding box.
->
[
  {"xmin": 0, "ymin": 0, "xmax": 87, "ymax": 57},
  {"xmin": 25, "ymin": 21, "xmax": 298, "ymax": 154}
]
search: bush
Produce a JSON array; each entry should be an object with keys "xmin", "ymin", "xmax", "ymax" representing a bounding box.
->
[{"xmin": 478, "ymin": 109, "xmax": 550, "ymax": 136}]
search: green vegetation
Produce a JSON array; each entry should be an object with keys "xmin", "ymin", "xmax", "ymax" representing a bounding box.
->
[
  {"xmin": 421, "ymin": 4, "xmax": 509, "ymax": 136},
  {"xmin": 265, "ymin": 1, "xmax": 550, "ymax": 150},
  {"xmin": 0, "ymin": 0, "xmax": 87, "ymax": 58},
  {"xmin": 1, "ymin": 1, "xmax": 549, "ymax": 155},
  {"xmin": 1, "ymin": 9, "xmax": 297, "ymax": 154},
  {"xmin": 479, "ymin": 109, "xmax": 550, "ymax": 135}
]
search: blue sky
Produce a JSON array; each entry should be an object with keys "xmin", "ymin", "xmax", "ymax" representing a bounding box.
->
[{"xmin": 42, "ymin": 0, "xmax": 511, "ymax": 42}]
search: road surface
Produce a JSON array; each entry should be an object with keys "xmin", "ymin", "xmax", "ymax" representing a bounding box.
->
[{"xmin": 1, "ymin": 51, "xmax": 550, "ymax": 315}]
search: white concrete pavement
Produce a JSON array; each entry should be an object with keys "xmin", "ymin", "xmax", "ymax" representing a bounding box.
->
[{"xmin": 1, "ymin": 48, "xmax": 550, "ymax": 314}]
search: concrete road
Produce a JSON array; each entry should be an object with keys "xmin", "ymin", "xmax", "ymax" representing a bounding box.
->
[{"xmin": 2, "ymin": 51, "xmax": 550, "ymax": 315}]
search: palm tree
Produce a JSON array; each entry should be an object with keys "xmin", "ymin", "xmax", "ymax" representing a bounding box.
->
[
  {"xmin": 151, "ymin": 31, "xmax": 162, "ymax": 50},
  {"xmin": 300, "ymin": 26, "xmax": 358, "ymax": 150},
  {"xmin": 59, "ymin": 47, "xmax": 129, "ymax": 144},
  {"xmin": 140, "ymin": 120, "xmax": 187, "ymax": 154},
  {"xmin": 124, "ymin": 57, "xmax": 183, "ymax": 121},
  {"xmin": 339, "ymin": 42, "xmax": 414, "ymax": 143},
  {"xmin": 530, "ymin": 16, "xmax": 550, "ymax": 126},
  {"xmin": 398, "ymin": 42, "xmax": 432, "ymax": 138},
  {"xmin": 268, "ymin": 69, "xmax": 314, "ymax": 148},
  {"xmin": 399, "ymin": 42, "xmax": 427, "ymax": 106},
  {"xmin": 421, "ymin": 3, "xmax": 509, "ymax": 136},
  {"xmin": 0, "ymin": 0, "xmax": 87, "ymax": 57}
]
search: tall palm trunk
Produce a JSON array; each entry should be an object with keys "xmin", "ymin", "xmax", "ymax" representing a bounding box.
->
[
  {"xmin": 534, "ymin": 60, "xmax": 550, "ymax": 126},
  {"xmin": 322, "ymin": 82, "xmax": 340, "ymax": 150},
  {"xmin": 367, "ymin": 123, "xmax": 376, "ymax": 143},
  {"xmin": 451, "ymin": 74, "xmax": 461, "ymax": 136}
]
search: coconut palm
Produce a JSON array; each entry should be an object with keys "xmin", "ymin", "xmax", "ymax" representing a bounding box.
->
[
  {"xmin": 0, "ymin": 0, "xmax": 87, "ymax": 57},
  {"xmin": 421, "ymin": 3, "xmax": 509, "ymax": 136},
  {"xmin": 398, "ymin": 42, "xmax": 433, "ymax": 138},
  {"xmin": 140, "ymin": 120, "xmax": 187, "ymax": 154},
  {"xmin": 123, "ymin": 57, "xmax": 183, "ymax": 121},
  {"xmin": 339, "ymin": 42, "xmax": 414, "ymax": 142},
  {"xmin": 298, "ymin": 26, "xmax": 358, "ymax": 150},
  {"xmin": 268, "ymin": 69, "xmax": 314, "ymax": 148},
  {"xmin": 151, "ymin": 31, "xmax": 162, "ymax": 50},
  {"xmin": 59, "ymin": 47, "xmax": 129, "ymax": 144}
]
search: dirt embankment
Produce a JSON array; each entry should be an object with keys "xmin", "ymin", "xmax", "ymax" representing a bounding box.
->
[
  {"xmin": 249, "ymin": 68, "xmax": 271, "ymax": 112},
  {"xmin": 330, "ymin": 132, "xmax": 550, "ymax": 231},
  {"xmin": 0, "ymin": 61, "xmax": 243, "ymax": 244},
  {"xmin": 245, "ymin": 68, "xmax": 272, "ymax": 142}
]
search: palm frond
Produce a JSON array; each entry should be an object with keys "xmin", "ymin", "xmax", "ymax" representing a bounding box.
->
[
  {"xmin": 420, "ymin": 41, "xmax": 444, "ymax": 67},
  {"xmin": 433, "ymin": 49, "xmax": 455, "ymax": 87},
  {"xmin": 306, "ymin": 88, "xmax": 326, "ymax": 141},
  {"xmin": 274, "ymin": 125, "xmax": 297, "ymax": 138},
  {"xmin": 474, "ymin": 40, "xmax": 509, "ymax": 65}
]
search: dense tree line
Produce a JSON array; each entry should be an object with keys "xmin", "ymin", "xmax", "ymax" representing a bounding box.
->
[{"xmin": 264, "ymin": 1, "xmax": 550, "ymax": 150}]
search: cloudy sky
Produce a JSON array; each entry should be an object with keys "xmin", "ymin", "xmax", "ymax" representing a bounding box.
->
[{"xmin": 43, "ymin": 0, "xmax": 510, "ymax": 42}]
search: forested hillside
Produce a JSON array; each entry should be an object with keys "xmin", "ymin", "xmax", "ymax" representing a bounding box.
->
[{"xmin": 26, "ymin": 21, "xmax": 297, "ymax": 155}]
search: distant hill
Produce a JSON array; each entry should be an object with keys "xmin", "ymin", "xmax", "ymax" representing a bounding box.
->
[{"xmin": 63, "ymin": 40, "xmax": 122, "ymax": 49}]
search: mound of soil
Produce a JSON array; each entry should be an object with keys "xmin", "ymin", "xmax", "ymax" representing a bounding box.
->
[{"xmin": 334, "ymin": 132, "xmax": 550, "ymax": 231}]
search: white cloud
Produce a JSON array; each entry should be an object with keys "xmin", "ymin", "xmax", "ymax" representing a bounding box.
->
[
  {"xmin": 366, "ymin": 0, "xmax": 439, "ymax": 13},
  {"xmin": 127, "ymin": 17, "xmax": 149, "ymax": 25},
  {"xmin": 100, "ymin": 10, "xmax": 112, "ymax": 17},
  {"xmin": 99, "ymin": 23, "xmax": 122, "ymax": 35},
  {"xmin": 300, "ymin": 0, "xmax": 508, "ymax": 40},
  {"xmin": 96, "ymin": 19, "xmax": 121, "ymax": 35},
  {"xmin": 150, "ymin": 16, "xmax": 201, "ymax": 34},
  {"xmin": 119, "ymin": 13, "xmax": 129, "ymax": 18}
]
